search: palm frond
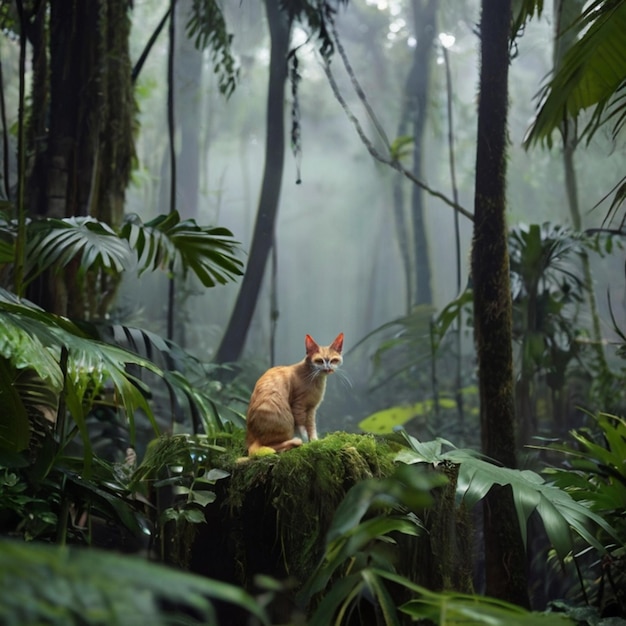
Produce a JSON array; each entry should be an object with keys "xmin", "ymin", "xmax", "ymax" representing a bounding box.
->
[
  {"xmin": 0, "ymin": 291, "xmax": 160, "ymax": 451},
  {"xmin": 121, "ymin": 211, "xmax": 244, "ymax": 287},
  {"xmin": 95, "ymin": 322, "xmax": 246, "ymax": 433},
  {"xmin": 25, "ymin": 216, "xmax": 133, "ymax": 286},
  {"xmin": 525, "ymin": 0, "xmax": 626, "ymax": 147},
  {"xmin": 186, "ymin": 0, "xmax": 238, "ymax": 97},
  {"xmin": 511, "ymin": 0, "xmax": 545, "ymax": 40}
]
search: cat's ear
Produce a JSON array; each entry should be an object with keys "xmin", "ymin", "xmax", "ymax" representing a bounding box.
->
[
  {"xmin": 330, "ymin": 332, "xmax": 344, "ymax": 353},
  {"xmin": 305, "ymin": 334, "xmax": 320, "ymax": 356}
]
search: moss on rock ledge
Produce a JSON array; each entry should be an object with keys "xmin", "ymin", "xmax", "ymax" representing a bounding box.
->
[
  {"xmin": 149, "ymin": 431, "xmax": 472, "ymax": 623},
  {"xmin": 225, "ymin": 432, "xmax": 398, "ymax": 584}
]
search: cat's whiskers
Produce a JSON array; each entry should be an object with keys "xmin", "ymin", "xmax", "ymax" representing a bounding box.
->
[{"xmin": 334, "ymin": 368, "xmax": 353, "ymax": 389}]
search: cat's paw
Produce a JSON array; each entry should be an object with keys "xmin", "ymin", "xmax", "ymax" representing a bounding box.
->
[{"xmin": 250, "ymin": 446, "xmax": 277, "ymax": 457}]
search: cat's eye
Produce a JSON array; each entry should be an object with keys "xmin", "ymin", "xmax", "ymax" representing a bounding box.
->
[
  {"xmin": 330, "ymin": 358, "xmax": 341, "ymax": 364},
  {"xmin": 314, "ymin": 358, "xmax": 324, "ymax": 364}
]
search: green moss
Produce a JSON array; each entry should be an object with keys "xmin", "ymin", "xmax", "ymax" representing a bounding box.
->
[
  {"xmin": 146, "ymin": 430, "xmax": 474, "ymax": 612},
  {"xmin": 225, "ymin": 432, "xmax": 397, "ymax": 583}
]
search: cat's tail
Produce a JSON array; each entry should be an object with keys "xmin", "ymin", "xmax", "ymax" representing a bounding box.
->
[{"xmin": 247, "ymin": 437, "xmax": 303, "ymax": 455}]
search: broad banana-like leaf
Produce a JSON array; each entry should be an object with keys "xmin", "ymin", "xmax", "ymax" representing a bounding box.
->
[{"xmin": 397, "ymin": 432, "xmax": 618, "ymax": 560}]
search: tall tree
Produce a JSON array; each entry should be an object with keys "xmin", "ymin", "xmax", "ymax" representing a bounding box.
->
[
  {"xmin": 408, "ymin": 0, "xmax": 436, "ymax": 306},
  {"xmin": 471, "ymin": 0, "xmax": 530, "ymax": 607},
  {"xmin": 552, "ymin": 0, "xmax": 608, "ymax": 394},
  {"xmin": 391, "ymin": 0, "xmax": 437, "ymax": 310},
  {"xmin": 215, "ymin": 0, "xmax": 292, "ymax": 364},
  {"xmin": 25, "ymin": 0, "xmax": 135, "ymax": 318}
]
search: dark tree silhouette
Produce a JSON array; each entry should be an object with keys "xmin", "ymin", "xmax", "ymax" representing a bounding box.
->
[
  {"xmin": 25, "ymin": 0, "xmax": 135, "ymax": 318},
  {"xmin": 471, "ymin": 0, "xmax": 530, "ymax": 607},
  {"xmin": 215, "ymin": 0, "xmax": 292, "ymax": 364}
]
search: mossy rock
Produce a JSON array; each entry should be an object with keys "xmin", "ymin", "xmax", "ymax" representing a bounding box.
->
[
  {"xmin": 226, "ymin": 433, "xmax": 397, "ymax": 583},
  {"xmin": 151, "ymin": 431, "xmax": 472, "ymax": 622}
]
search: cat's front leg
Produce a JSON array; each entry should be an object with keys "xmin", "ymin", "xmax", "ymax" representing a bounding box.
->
[
  {"xmin": 295, "ymin": 423, "xmax": 307, "ymax": 440},
  {"xmin": 305, "ymin": 410, "xmax": 318, "ymax": 442}
]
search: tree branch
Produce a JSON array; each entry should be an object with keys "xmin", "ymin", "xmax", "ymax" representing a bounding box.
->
[
  {"xmin": 320, "ymin": 56, "xmax": 474, "ymax": 222},
  {"xmin": 132, "ymin": 5, "xmax": 173, "ymax": 84}
]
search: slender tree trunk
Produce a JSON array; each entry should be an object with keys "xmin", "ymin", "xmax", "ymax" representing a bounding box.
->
[
  {"xmin": 174, "ymin": 2, "xmax": 202, "ymax": 221},
  {"xmin": 442, "ymin": 42, "xmax": 465, "ymax": 426},
  {"xmin": 472, "ymin": 0, "xmax": 529, "ymax": 607},
  {"xmin": 409, "ymin": 0, "xmax": 436, "ymax": 306},
  {"xmin": 215, "ymin": 0, "xmax": 291, "ymax": 364},
  {"xmin": 163, "ymin": 2, "xmax": 205, "ymax": 347},
  {"xmin": 554, "ymin": 0, "xmax": 608, "ymax": 409}
]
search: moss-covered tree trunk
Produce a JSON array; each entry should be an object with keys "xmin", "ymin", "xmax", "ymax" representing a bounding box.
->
[
  {"xmin": 26, "ymin": 0, "xmax": 135, "ymax": 319},
  {"xmin": 472, "ymin": 0, "xmax": 529, "ymax": 607}
]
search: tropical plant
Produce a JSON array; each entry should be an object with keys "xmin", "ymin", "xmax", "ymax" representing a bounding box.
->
[
  {"xmin": 522, "ymin": 0, "xmax": 626, "ymax": 222},
  {"xmin": 0, "ymin": 538, "xmax": 269, "ymax": 626},
  {"xmin": 355, "ymin": 294, "xmax": 476, "ymax": 442},
  {"xmin": 508, "ymin": 222, "xmax": 588, "ymax": 441},
  {"xmin": 128, "ymin": 433, "xmax": 232, "ymax": 563},
  {"xmin": 536, "ymin": 413, "xmax": 626, "ymax": 616},
  {"xmin": 300, "ymin": 439, "xmax": 588, "ymax": 626},
  {"xmin": 395, "ymin": 432, "xmax": 617, "ymax": 563},
  {"xmin": 0, "ymin": 211, "xmax": 243, "ymax": 314}
]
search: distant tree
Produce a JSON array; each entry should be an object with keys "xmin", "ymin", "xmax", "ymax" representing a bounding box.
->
[
  {"xmin": 214, "ymin": 0, "xmax": 292, "ymax": 364},
  {"xmin": 215, "ymin": 0, "xmax": 348, "ymax": 364},
  {"xmin": 408, "ymin": 0, "xmax": 437, "ymax": 306},
  {"xmin": 472, "ymin": 0, "xmax": 530, "ymax": 607}
]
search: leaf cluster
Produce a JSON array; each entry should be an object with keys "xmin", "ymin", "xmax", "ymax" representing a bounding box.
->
[
  {"xmin": 280, "ymin": 0, "xmax": 349, "ymax": 60},
  {"xmin": 0, "ymin": 539, "xmax": 268, "ymax": 626},
  {"xmin": 299, "ymin": 433, "xmax": 586, "ymax": 625},
  {"xmin": 0, "ymin": 211, "xmax": 244, "ymax": 292},
  {"xmin": 186, "ymin": 0, "xmax": 238, "ymax": 97}
]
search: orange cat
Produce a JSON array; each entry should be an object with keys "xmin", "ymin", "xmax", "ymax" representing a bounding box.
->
[{"xmin": 245, "ymin": 333, "xmax": 344, "ymax": 455}]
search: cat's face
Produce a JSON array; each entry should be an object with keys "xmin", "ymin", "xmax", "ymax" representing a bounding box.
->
[{"xmin": 305, "ymin": 333, "xmax": 344, "ymax": 374}]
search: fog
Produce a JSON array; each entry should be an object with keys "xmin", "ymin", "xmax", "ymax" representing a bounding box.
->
[{"xmin": 120, "ymin": 0, "xmax": 625, "ymax": 436}]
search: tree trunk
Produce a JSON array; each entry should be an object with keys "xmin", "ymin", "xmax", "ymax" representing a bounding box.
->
[
  {"xmin": 174, "ymin": 2, "xmax": 202, "ymax": 222},
  {"xmin": 215, "ymin": 0, "xmax": 291, "ymax": 364},
  {"xmin": 26, "ymin": 0, "xmax": 135, "ymax": 318},
  {"xmin": 409, "ymin": 0, "xmax": 436, "ymax": 306},
  {"xmin": 472, "ymin": 0, "xmax": 529, "ymax": 607},
  {"xmin": 554, "ymin": 0, "xmax": 608, "ymax": 406}
]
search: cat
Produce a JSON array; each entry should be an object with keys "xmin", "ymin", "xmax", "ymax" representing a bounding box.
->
[{"xmin": 245, "ymin": 333, "xmax": 344, "ymax": 455}]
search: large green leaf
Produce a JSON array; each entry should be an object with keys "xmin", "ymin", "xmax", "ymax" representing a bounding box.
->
[
  {"xmin": 0, "ymin": 539, "xmax": 269, "ymax": 625},
  {"xmin": 301, "ymin": 463, "xmax": 443, "ymax": 605},
  {"xmin": 25, "ymin": 217, "xmax": 133, "ymax": 285},
  {"xmin": 121, "ymin": 211, "xmax": 244, "ymax": 287},
  {"xmin": 0, "ymin": 292, "xmax": 161, "ymax": 461},
  {"xmin": 525, "ymin": 0, "xmax": 626, "ymax": 147},
  {"xmin": 397, "ymin": 432, "xmax": 618, "ymax": 560},
  {"xmin": 374, "ymin": 570, "xmax": 574, "ymax": 625},
  {"xmin": 534, "ymin": 413, "xmax": 626, "ymax": 515}
]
